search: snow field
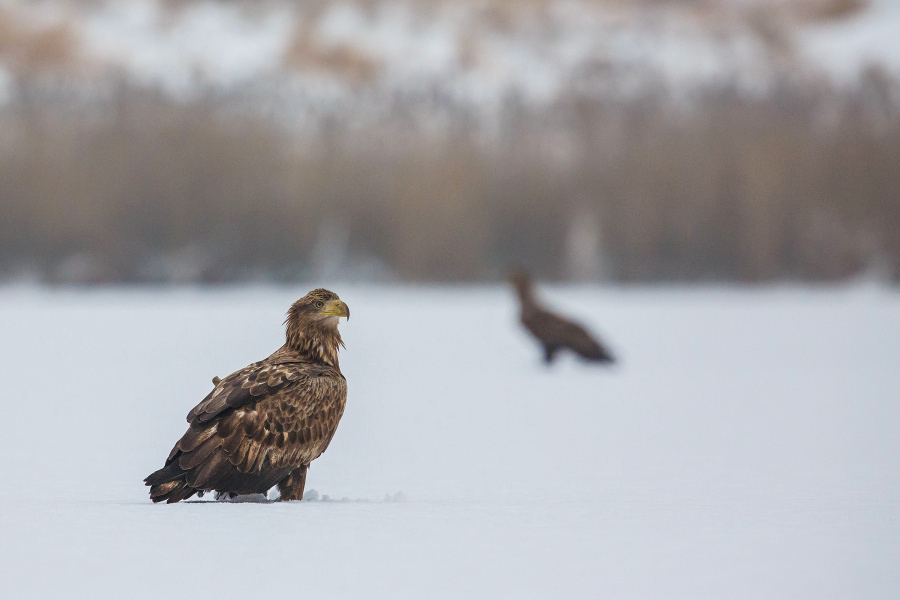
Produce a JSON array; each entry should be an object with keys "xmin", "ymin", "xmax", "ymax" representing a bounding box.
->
[{"xmin": 0, "ymin": 285, "xmax": 897, "ymax": 598}]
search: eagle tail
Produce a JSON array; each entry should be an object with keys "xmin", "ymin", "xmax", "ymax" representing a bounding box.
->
[
  {"xmin": 585, "ymin": 342, "xmax": 615, "ymax": 363},
  {"xmin": 144, "ymin": 462, "xmax": 198, "ymax": 503}
]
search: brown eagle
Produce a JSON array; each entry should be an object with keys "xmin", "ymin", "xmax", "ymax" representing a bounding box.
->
[
  {"xmin": 144, "ymin": 289, "xmax": 349, "ymax": 503},
  {"xmin": 510, "ymin": 271, "xmax": 614, "ymax": 365}
]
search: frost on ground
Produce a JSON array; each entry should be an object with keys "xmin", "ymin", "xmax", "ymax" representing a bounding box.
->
[
  {"xmin": 0, "ymin": 285, "xmax": 898, "ymax": 599},
  {"xmin": 208, "ymin": 487, "xmax": 404, "ymax": 503}
]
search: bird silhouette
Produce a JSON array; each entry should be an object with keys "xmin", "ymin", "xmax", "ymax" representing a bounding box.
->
[{"xmin": 509, "ymin": 270, "xmax": 614, "ymax": 365}]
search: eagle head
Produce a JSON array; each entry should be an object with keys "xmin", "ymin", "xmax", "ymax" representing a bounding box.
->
[
  {"xmin": 289, "ymin": 288, "xmax": 349, "ymax": 322},
  {"xmin": 285, "ymin": 289, "xmax": 349, "ymax": 361}
]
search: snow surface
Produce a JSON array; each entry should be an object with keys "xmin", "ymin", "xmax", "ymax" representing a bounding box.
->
[{"xmin": 0, "ymin": 285, "xmax": 898, "ymax": 598}]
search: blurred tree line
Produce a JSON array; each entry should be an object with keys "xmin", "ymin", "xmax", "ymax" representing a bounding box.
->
[{"xmin": 1, "ymin": 69, "xmax": 898, "ymax": 285}]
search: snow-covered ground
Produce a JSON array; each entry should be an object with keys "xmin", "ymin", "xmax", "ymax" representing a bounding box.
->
[{"xmin": 0, "ymin": 285, "xmax": 897, "ymax": 598}]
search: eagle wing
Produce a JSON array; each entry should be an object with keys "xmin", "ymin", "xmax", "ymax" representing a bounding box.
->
[
  {"xmin": 148, "ymin": 359, "xmax": 347, "ymax": 500},
  {"xmin": 186, "ymin": 360, "xmax": 311, "ymax": 425}
]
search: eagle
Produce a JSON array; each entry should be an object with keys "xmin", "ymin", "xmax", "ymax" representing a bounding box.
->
[
  {"xmin": 510, "ymin": 271, "xmax": 614, "ymax": 365},
  {"xmin": 144, "ymin": 289, "xmax": 350, "ymax": 503}
]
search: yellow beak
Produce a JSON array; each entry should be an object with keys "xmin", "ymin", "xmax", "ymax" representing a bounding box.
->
[{"xmin": 320, "ymin": 299, "xmax": 350, "ymax": 320}]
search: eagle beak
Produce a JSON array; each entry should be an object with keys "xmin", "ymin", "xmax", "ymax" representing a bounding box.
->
[{"xmin": 320, "ymin": 299, "xmax": 349, "ymax": 320}]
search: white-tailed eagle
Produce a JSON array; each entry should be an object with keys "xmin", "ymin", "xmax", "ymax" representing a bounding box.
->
[
  {"xmin": 145, "ymin": 289, "xmax": 349, "ymax": 503},
  {"xmin": 510, "ymin": 271, "xmax": 614, "ymax": 365}
]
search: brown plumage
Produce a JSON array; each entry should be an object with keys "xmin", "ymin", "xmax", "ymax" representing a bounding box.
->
[
  {"xmin": 144, "ymin": 289, "xmax": 350, "ymax": 503},
  {"xmin": 510, "ymin": 271, "xmax": 614, "ymax": 365}
]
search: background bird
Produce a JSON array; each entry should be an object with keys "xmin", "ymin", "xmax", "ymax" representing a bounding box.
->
[
  {"xmin": 144, "ymin": 288, "xmax": 350, "ymax": 503},
  {"xmin": 510, "ymin": 271, "xmax": 615, "ymax": 365}
]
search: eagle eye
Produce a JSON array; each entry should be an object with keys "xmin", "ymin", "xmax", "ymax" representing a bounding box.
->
[{"xmin": 315, "ymin": 300, "xmax": 324, "ymax": 309}]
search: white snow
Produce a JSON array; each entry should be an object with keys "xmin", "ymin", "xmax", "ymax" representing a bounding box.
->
[
  {"xmin": 7, "ymin": 0, "xmax": 897, "ymax": 117},
  {"xmin": 79, "ymin": 0, "xmax": 296, "ymax": 94},
  {"xmin": 0, "ymin": 284, "xmax": 898, "ymax": 598},
  {"xmin": 799, "ymin": 0, "xmax": 900, "ymax": 82}
]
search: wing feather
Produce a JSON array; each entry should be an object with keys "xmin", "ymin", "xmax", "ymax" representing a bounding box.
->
[
  {"xmin": 242, "ymin": 442, "xmax": 262, "ymax": 472},
  {"xmin": 221, "ymin": 426, "xmax": 246, "ymax": 456},
  {"xmin": 178, "ymin": 436, "xmax": 221, "ymax": 470},
  {"xmin": 187, "ymin": 361, "xmax": 300, "ymax": 425},
  {"xmin": 177, "ymin": 423, "xmax": 219, "ymax": 453},
  {"xmin": 154, "ymin": 357, "xmax": 346, "ymax": 498},
  {"xmin": 187, "ymin": 450, "xmax": 229, "ymax": 489},
  {"xmin": 231, "ymin": 438, "xmax": 253, "ymax": 463}
]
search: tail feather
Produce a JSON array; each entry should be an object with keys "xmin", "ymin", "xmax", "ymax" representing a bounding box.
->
[
  {"xmin": 145, "ymin": 457, "xmax": 198, "ymax": 503},
  {"xmin": 147, "ymin": 479, "xmax": 198, "ymax": 503},
  {"xmin": 145, "ymin": 476, "xmax": 198, "ymax": 503},
  {"xmin": 581, "ymin": 340, "xmax": 615, "ymax": 363},
  {"xmin": 144, "ymin": 460, "xmax": 184, "ymax": 487},
  {"xmin": 164, "ymin": 483, "xmax": 198, "ymax": 503},
  {"xmin": 145, "ymin": 447, "xmax": 290, "ymax": 503}
]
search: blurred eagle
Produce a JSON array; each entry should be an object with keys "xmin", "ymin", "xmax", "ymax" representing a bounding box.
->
[
  {"xmin": 144, "ymin": 289, "xmax": 350, "ymax": 503},
  {"xmin": 510, "ymin": 271, "xmax": 614, "ymax": 365}
]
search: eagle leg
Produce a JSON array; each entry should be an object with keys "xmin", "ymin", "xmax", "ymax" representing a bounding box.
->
[
  {"xmin": 542, "ymin": 344, "xmax": 559, "ymax": 365},
  {"xmin": 277, "ymin": 464, "xmax": 309, "ymax": 501}
]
